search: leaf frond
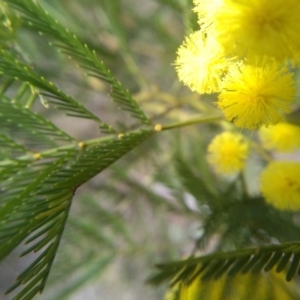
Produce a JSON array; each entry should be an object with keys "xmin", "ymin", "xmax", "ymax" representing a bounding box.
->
[
  {"xmin": 1, "ymin": 127, "xmax": 155, "ymax": 299},
  {"xmin": 0, "ymin": 133, "xmax": 28, "ymax": 159},
  {"xmin": 0, "ymin": 95, "xmax": 75, "ymax": 148},
  {"xmin": 148, "ymin": 241, "xmax": 300, "ymax": 286},
  {"xmin": 0, "ymin": 49, "xmax": 115, "ymax": 134},
  {"xmin": 4, "ymin": 0, "xmax": 152, "ymax": 126}
]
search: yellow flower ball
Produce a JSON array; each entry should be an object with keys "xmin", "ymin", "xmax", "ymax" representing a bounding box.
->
[
  {"xmin": 218, "ymin": 59, "xmax": 296, "ymax": 129},
  {"xmin": 207, "ymin": 132, "xmax": 249, "ymax": 175},
  {"xmin": 260, "ymin": 161, "xmax": 300, "ymax": 211},
  {"xmin": 259, "ymin": 123, "xmax": 300, "ymax": 152},
  {"xmin": 175, "ymin": 30, "xmax": 230, "ymax": 94},
  {"xmin": 194, "ymin": 0, "xmax": 300, "ymax": 61},
  {"xmin": 193, "ymin": 0, "xmax": 222, "ymax": 30}
]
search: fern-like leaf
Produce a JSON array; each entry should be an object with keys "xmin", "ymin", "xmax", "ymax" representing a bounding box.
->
[
  {"xmin": 0, "ymin": 1, "xmax": 160, "ymax": 299},
  {"xmin": 4, "ymin": 0, "xmax": 152, "ymax": 126},
  {"xmin": 1, "ymin": 128, "xmax": 155, "ymax": 299},
  {"xmin": 148, "ymin": 241, "xmax": 300, "ymax": 287},
  {"xmin": 0, "ymin": 94, "xmax": 74, "ymax": 147},
  {"xmin": 0, "ymin": 50, "xmax": 115, "ymax": 134},
  {"xmin": 0, "ymin": 133, "xmax": 27, "ymax": 158}
]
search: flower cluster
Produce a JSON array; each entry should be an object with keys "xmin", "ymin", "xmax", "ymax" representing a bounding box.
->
[
  {"xmin": 257, "ymin": 121, "xmax": 300, "ymax": 211},
  {"xmin": 176, "ymin": 0, "xmax": 299, "ymax": 129}
]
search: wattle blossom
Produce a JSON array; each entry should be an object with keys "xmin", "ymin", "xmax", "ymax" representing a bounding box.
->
[
  {"xmin": 175, "ymin": 1, "xmax": 298, "ymax": 130},
  {"xmin": 259, "ymin": 123, "xmax": 300, "ymax": 152},
  {"xmin": 194, "ymin": 0, "xmax": 300, "ymax": 61},
  {"xmin": 260, "ymin": 161, "xmax": 300, "ymax": 211},
  {"xmin": 207, "ymin": 132, "xmax": 249, "ymax": 175},
  {"xmin": 175, "ymin": 31, "xmax": 230, "ymax": 94},
  {"xmin": 218, "ymin": 59, "xmax": 296, "ymax": 129}
]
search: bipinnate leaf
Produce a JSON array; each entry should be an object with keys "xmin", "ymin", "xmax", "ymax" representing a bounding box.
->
[
  {"xmin": 4, "ymin": 0, "xmax": 152, "ymax": 127},
  {"xmin": 148, "ymin": 242, "xmax": 300, "ymax": 287},
  {"xmin": 0, "ymin": 128, "xmax": 155, "ymax": 299},
  {"xmin": 0, "ymin": 4, "xmax": 155, "ymax": 296}
]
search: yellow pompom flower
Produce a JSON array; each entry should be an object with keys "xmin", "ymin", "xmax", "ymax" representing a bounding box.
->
[
  {"xmin": 194, "ymin": 0, "xmax": 300, "ymax": 61},
  {"xmin": 175, "ymin": 31, "xmax": 230, "ymax": 94},
  {"xmin": 260, "ymin": 161, "xmax": 300, "ymax": 211},
  {"xmin": 207, "ymin": 132, "xmax": 249, "ymax": 175},
  {"xmin": 218, "ymin": 59, "xmax": 296, "ymax": 129},
  {"xmin": 259, "ymin": 123, "xmax": 300, "ymax": 152},
  {"xmin": 193, "ymin": 0, "xmax": 222, "ymax": 31}
]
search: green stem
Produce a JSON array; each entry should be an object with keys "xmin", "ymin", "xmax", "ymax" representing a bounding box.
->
[
  {"xmin": 0, "ymin": 78, "xmax": 14, "ymax": 96},
  {"xmin": 0, "ymin": 114, "xmax": 222, "ymax": 165},
  {"xmin": 25, "ymin": 92, "xmax": 37, "ymax": 109},
  {"xmin": 160, "ymin": 114, "xmax": 223, "ymax": 131},
  {"xmin": 0, "ymin": 134, "xmax": 120, "ymax": 165}
]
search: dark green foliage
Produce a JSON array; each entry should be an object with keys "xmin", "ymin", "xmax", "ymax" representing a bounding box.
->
[
  {"xmin": 0, "ymin": 127, "xmax": 153, "ymax": 298},
  {"xmin": 0, "ymin": 1, "xmax": 156, "ymax": 299},
  {"xmin": 148, "ymin": 242, "xmax": 300, "ymax": 285}
]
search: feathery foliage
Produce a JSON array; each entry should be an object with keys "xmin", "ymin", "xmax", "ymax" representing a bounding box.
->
[
  {"xmin": 149, "ymin": 241, "xmax": 300, "ymax": 285},
  {"xmin": 3, "ymin": 0, "xmax": 151, "ymax": 127},
  {"xmin": 0, "ymin": 1, "xmax": 156, "ymax": 299}
]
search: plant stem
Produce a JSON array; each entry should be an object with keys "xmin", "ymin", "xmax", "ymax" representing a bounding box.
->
[
  {"xmin": 160, "ymin": 114, "xmax": 223, "ymax": 131},
  {"xmin": 1, "ymin": 114, "xmax": 222, "ymax": 165}
]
